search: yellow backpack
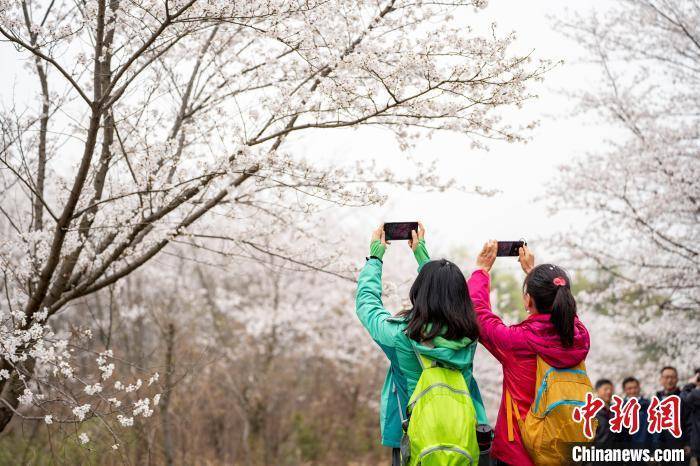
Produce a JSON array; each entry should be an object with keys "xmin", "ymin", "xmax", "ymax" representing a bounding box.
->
[{"xmin": 506, "ymin": 356, "xmax": 596, "ymax": 466}]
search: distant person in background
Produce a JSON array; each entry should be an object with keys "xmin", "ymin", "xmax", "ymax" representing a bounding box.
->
[
  {"xmin": 655, "ymin": 366, "xmax": 691, "ymax": 465},
  {"xmin": 594, "ymin": 379, "xmax": 618, "ymax": 446},
  {"xmin": 620, "ymin": 376, "xmax": 650, "ymax": 445},
  {"xmin": 658, "ymin": 366, "xmax": 682, "ymax": 399},
  {"xmin": 681, "ymin": 369, "xmax": 700, "ymax": 466},
  {"xmin": 623, "ymin": 376, "xmax": 642, "ymax": 397}
]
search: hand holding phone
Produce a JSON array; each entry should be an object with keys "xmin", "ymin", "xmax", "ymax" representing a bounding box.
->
[
  {"xmin": 383, "ymin": 222, "xmax": 419, "ymax": 241},
  {"xmin": 408, "ymin": 222, "xmax": 425, "ymax": 252},
  {"xmin": 369, "ymin": 224, "xmax": 388, "ymax": 260},
  {"xmin": 496, "ymin": 241, "xmax": 526, "ymax": 257},
  {"xmin": 476, "ymin": 240, "xmax": 498, "ymax": 273},
  {"xmin": 495, "ymin": 240, "xmax": 533, "ymax": 274},
  {"xmin": 518, "ymin": 244, "xmax": 534, "ymax": 274}
]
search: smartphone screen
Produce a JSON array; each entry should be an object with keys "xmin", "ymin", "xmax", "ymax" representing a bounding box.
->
[
  {"xmin": 497, "ymin": 241, "xmax": 526, "ymax": 257},
  {"xmin": 383, "ymin": 222, "xmax": 418, "ymax": 241}
]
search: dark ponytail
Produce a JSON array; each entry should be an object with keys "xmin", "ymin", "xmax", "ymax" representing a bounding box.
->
[{"xmin": 524, "ymin": 264, "xmax": 577, "ymax": 347}]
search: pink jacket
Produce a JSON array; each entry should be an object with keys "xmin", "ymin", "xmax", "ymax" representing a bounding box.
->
[{"xmin": 468, "ymin": 269, "xmax": 590, "ymax": 466}]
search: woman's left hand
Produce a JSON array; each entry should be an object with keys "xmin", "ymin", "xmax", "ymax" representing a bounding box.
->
[
  {"xmin": 476, "ymin": 240, "xmax": 498, "ymax": 273},
  {"xmin": 369, "ymin": 224, "xmax": 388, "ymax": 260}
]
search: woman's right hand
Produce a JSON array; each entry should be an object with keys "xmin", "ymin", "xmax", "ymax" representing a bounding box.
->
[
  {"xmin": 476, "ymin": 240, "xmax": 497, "ymax": 273},
  {"xmin": 408, "ymin": 222, "xmax": 425, "ymax": 252},
  {"xmin": 409, "ymin": 222, "xmax": 430, "ymax": 268},
  {"xmin": 518, "ymin": 245, "xmax": 535, "ymax": 274}
]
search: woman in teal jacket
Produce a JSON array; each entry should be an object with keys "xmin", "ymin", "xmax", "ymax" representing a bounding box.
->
[{"xmin": 355, "ymin": 224, "xmax": 488, "ymax": 464}]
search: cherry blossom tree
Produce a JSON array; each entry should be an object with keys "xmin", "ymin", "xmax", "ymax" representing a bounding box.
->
[
  {"xmin": 0, "ymin": 0, "xmax": 552, "ymax": 437},
  {"xmin": 66, "ymin": 234, "xmax": 386, "ymax": 463},
  {"xmin": 553, "ymin": 0, "xmax": 699, "ymax": 378}
]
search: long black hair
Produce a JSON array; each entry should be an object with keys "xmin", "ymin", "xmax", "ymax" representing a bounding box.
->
[
  {"xmin": 398, "ymin": 259, "xmax": 480, "ymax": 342},
  {"xmin": 524, "ymin": 264, "xmax": 577, "ymax": 347}
]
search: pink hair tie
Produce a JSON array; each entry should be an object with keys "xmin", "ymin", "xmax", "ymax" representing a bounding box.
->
[{"xmin": 553, "ymin": 277, "xmax": 567, "ymax": 287}]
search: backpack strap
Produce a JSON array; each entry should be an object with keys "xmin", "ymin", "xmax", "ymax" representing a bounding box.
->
[
  {"xmin": 410, "ymin": 339, "xmax": 438, "ymax": 370},
  {"xmin": 394, "ymin": 382, "xmax": 406, "ymax": 424},
  {"xmin": 505, "ymin": 389, "xmax": 522, "ymax": 442}
]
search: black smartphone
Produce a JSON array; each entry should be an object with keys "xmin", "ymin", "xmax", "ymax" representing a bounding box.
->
[
  {"xmin": 497, "ymin": 240, "xmax": 526, "ymax": 257},
  {"xmin": 383, "ymin": 222, "xmax": 418, "ymax": 241}
]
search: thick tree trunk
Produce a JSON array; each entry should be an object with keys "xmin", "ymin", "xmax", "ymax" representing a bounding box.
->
[
  {"xmin": 31, "ymin": 59, "xmax": 48, "ymax": 234},
  {"xmin": 160, "ymin": 322, "xmax": 176, "ymax": 466},
  {"xmin": 0, "ymin": 373, "xmax": 21, "ymax": 432},
  {"xmin": 0, "ymin": 358, "xmax": 35, "ymax": 432}
]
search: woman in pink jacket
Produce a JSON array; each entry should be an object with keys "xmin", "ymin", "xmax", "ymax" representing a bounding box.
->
[{"xmin": 470, "ymin": 241, "xmax": 591, "ymax": 465}]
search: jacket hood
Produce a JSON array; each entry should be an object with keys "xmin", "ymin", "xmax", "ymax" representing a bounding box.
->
[
  {"xmin": 521, "ymin": 314, "xmax": 590, "ymax": 368},
  {"xmin": 411, "ymin": 334, "xmax": 477, "ymax": 370}
]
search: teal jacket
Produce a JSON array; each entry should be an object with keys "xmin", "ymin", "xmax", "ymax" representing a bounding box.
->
[{"xmin": 355, "ymin": 257, "xmax": 488, "ymax": 447}]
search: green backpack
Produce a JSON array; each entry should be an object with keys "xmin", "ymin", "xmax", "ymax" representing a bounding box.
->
[{"xmin": 398, "ymin": 342, "xmax": 479, "ymax": 466}]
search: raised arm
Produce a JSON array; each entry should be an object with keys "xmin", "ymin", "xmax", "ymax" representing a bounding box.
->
[
  {"xmin": 468, "ymin": 266, "xmax": 512, "ymax": 361},
  {"xmin": 409, "ymin": 222, "xmax": 430, "ymax": 272},
  {"xmin": 355, "ymin": 225, "xmax": 399, "ymax": 347},
  {"xmin": 468, "ymin": 241, "xmax": 535, "ymax": 362}
]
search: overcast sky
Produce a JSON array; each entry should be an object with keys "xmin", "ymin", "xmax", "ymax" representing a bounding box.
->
[{"xmin": 294, "ymin": 1, "xmax": 620, "ymax": 271}]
